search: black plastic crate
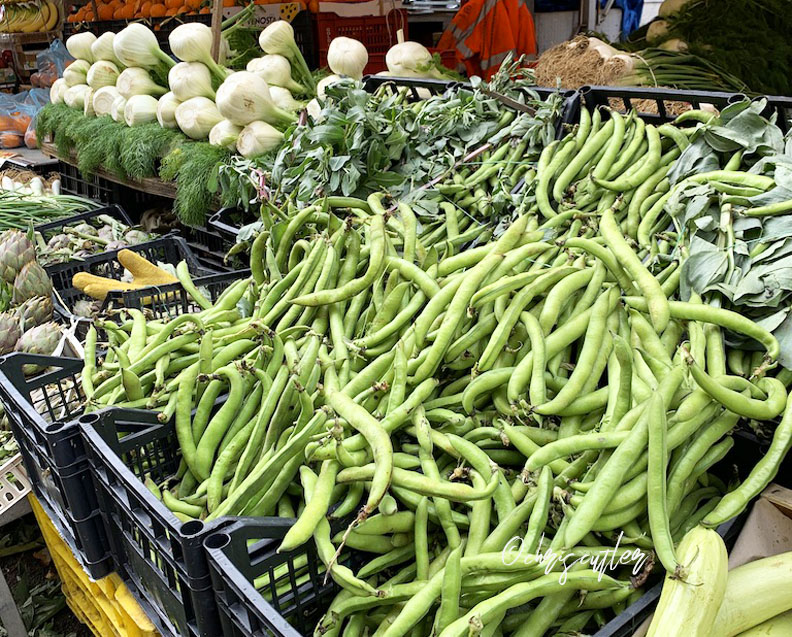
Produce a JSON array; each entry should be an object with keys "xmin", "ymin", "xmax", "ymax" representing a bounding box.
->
[
  {"xmin": 80, "ymin": 407, "xmax": 230, "ymax": 637},
  {"xmin": 47, "ymin": 235, "xmax": 214, "ymax": 322},
  {"xmin": 205, "ymin": 517, "xmax": 367, "ymax": 637},
  {"xmin": 0, "ymin": 353, "xmax": 112, "ymax": 578},
  {"xmin": 578, "ymin": 85, "xmax": 792, "ymax": 133},
  {"xmin": 57, "ymin": 161, "xmax": 168, "ymax": 211},
  {"xmin": 179, "ymin": 224, "xmax": 236, "ymax": 272},
  {"xmin": 34, "ymin": 203, "xmax": 133, "ymax": 237},
  {"xmin": 205, "ymin": 427, "xmax": 777, "ymax": 637},
  {"xmin": 206, "ymin": 208, "xmax": 250, "ymax": 247}
]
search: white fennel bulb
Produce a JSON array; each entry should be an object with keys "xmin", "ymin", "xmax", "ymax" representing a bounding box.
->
[
  {"xmin": 169, "ymin": 62, "xmax": 215, "ymax": 101},
  {"xmin": 87, "ymin": 60, "xmax": 120, "ymax": 89},
  {"xmin": 237, "ymin": 121, "xmax": 283, "ymax": 158},
  {"xmin": 258, "ymin": 20, "xmax": 315, "ymax": 92},
  {"xmin": 65, "ymin": 32, "xmax": 96, "ymax": 63},
  {"xmin": 269, "ymin": 86, "xmax": 303, "ymax": 111},
  {"xmin": 305, "ymin": 98, "xmax": 322, "ymax": 121},
  {"xmin": 157, "ymin": 92, "xmax": 181, "ymax": 129},
  {"xmin": 93, "ymin": 86, "xmax": 121, "ymax": 117},
  {"xmin": 327, "ymin": 37, "xmax": 368, "ymax": 79},
  {"xmin": 117, "ymin": 67, "xmax": 167, "ymax": 99},
  {"xmin": 63, "ymin": 60, "xmax": 90, "ymax": 87},
  {"xmin": 215, "ymin": 71, "xmax": 296, "ymax": 127},
  {"xmin": 83, "ymin": 88, "xmax": 95, "ymax": 116},
  {"xmin": 114, "ymin": 23, "xmax": 175, "ymax": 70},
  {"xmin": 91, "ymin": 32, "xmax": 120, "ymax": 65},
  {"xmin": 168, "ymin": 23, "xmax": 230, "ymax": 83},
  {"xmin": 124, "ymin": 94, "xmax": 159, "ymax": 126},
  {"xmin": 386, "ymin": 41, "xmax": 446, "ymax": 79},
  {"xmin": 111, "ymin": 95, "xmax": 127, "ymax": 123},
  {"xmin": 246, "ymin": 55, "xmax": 305, "ymax": 94},
  {"xmin": 175, "ymin": 96, "xmax": 223, "ymax": 140},
  {"xmin": 49, "ymin": 78, "xmax": 67, "ymax": 104},
  {"xmin": 317, "ymin": 74, "xmax": 349, "ymax": 99},
  {"xmin": 659, "ymin": 38, "xmax": 688, "ymax": 52},
  {"xmin": 64, "ymin": 84, "xmax": 91, "ymax": 109},
  {"xmin": 209, "ymin": 119, "xmax": 242, "ymax": 151}
]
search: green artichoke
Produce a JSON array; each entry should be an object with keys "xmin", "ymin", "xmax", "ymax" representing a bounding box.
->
[
  {"xmin": 13, "ymin": 261, "xmax": 53, "ymax": 305},
  {"xmin": 15, "ymin": 296, "xmax": 54, "ymax": 331},
  {"xmin": 0, "ymin": 313, "xmax": 21, "ymax": 355},
  {"xmin": 16, "ymin": 322, "xmax": 63, "ymax": 373},
  {"xmin": 0, "ymin": 230, "xmax": 35, "ymax": 283}
]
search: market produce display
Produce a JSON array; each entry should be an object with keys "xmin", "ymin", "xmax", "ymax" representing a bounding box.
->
[
  {"xmin": 649, "ymin": 531, "xmax": 792, "ymax": 637},
  {"xmin": 34, "ymin": 214, "xmax": 153, "ymax": 265},
  {"xmin": 0, "ymin": 187, "xmax": 94, "ymax": 230},
  {"xmin": 0, "ymin": 229, "xmax": 61, "ymax": 358},
  {"xmin": 0, "ymin": 0, "xmax": 60, "ymax": 33},
  {"xmin": 35, "ymin": 20, "xmax": 469, "ymax": 223},
  {"xmin": 643, "ymin": 0, "xmax": 792, "ymax": 96},
  {"xmin": 70, "ymin": 91, "xmax": 792, "ymax": 635}
]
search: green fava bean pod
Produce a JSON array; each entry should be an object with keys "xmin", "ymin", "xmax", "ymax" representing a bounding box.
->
[{"xmin": 704, "ymin": 392, "xmax": 792, "ymax": 527}]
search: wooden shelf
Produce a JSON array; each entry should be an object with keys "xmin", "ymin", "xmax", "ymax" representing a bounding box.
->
[{"xmin": 40, "ymin": 141, "xmax": 178, "ymax": 199}]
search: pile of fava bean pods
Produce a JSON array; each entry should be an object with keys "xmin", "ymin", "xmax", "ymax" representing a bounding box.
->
[{"xmin": 81, "ymin": 103, "xmax": 792, "ymax": 637}]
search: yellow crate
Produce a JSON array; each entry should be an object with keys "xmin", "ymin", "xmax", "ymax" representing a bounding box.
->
[{"xmin": 29, "ymin": 495, "xmax": 159, "ymax": 637}]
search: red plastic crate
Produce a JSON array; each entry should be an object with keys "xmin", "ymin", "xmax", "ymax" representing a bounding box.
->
[
  {"xmin": 430, "ymin": 47, "xmax": 457, "ymax": 70},
  {"xmin": 315, "ymin": 9, "xmax": 407, "ymax": 75}
]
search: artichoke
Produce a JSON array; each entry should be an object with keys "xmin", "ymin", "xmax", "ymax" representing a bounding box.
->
[
  {"xmin": 0, "ymin": 313, "xmax": 20, "ymax": 355},
  {"xmin": 123, "ymin": 229, "xmax": 150, "ymax": 245},
  {"xmin": 0, "ymin": 230, "xmax": 35, "ymax": 283},
  {"xmin": 72, "ymin": 299, "xmax": 100, "ymax": 318},
  {"xmin": 73, "ymin": 222, "xmax": 98, "ymax": 236},
  {"xmin": 15, "ymin": 296, "xmax": 54, "ymax": 331},
  {"xmin": 16, "ymin": 322, "xmax": 63, "ymax": 373},
  {"xmin": 97, "ymin": 225, "xmax": 115, "ymax": 241},
  {"xmin": 13, "ymin": 261, "xmax": 53, "ymax": 304},
  {"xmin": 46, "ymin": 233, "xmax": 72, "ymax": 251}
]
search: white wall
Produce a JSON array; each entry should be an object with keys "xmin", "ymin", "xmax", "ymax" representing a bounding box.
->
[{"xmin": 641, "ymin": 0, "xmax": 663, "ymax": 25}]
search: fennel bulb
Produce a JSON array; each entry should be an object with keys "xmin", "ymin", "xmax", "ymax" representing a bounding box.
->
[
  {"xmin": 91, "ymin": 32, "xmax": 120, "ymax": 65},
  {"xmin": 237, "ymin": 121, "xmax": 283, "ymax": 158},
  {"xmin": 169, "ymin": 62, "xmax": 215, "ymax": 101},
  {"xmin": 114, "ymin": 23, "xmax": 175, "ymax": 70},
  {"xmin": 327, "ymin": 37, "xmax": 368, "ymax": 79},
  {"xmin": 117, "ymin": 67, "xmax": 168, "ymax": 99},
  {"xmin": 49, "ymin": 78, "xmax": 68, "ymax": 104},
  {"xmin": 258, "ymin": 20, "xmax": 315, "ymax": 92},
  {"xmin": 93, "ymin": 86, "xmax": 121, "ymax": 117},
  {"xmin": 317, "ymin": 74, "xmax": 353, "ymax": 99},
  {"xmin": 157, "ymin": 92, "xmax": 181, "ymax": 129},
  {"xmin": 111, "ymin": 95, "xmax": 127, "ymax": 123},
  {"xmin": 168, "ymin": 23, "xmax": 231, "ymax": 83},
  {"xmin": 86, "ymin": 60, "xmax": 120, "ymax": 89},
  {"xmin": 305, "ymin": 98, "xmax": 322, "ymax": 121},
  {"xmin": 83, "ymin": 88, "xmax": 95, "ymax": 117},
  {"xmin": 386, "ymin": 41, "xmax": 447, "ymax": 79},
  {"xmin": 64, "ymin": 84, "xmax": 91, "ymax": 109},
  {"xmin": 63, "ymin": 60, "xmax": 90, "ymax": 87},
  {"xmin": 215, "ymin": 71, "xmax": 296, "ymax": 127},
  {"xmin": 270, "ymin": 86, "xmax": 303, "ymax": 111},
  {"xmin": 175, "ymin": 96, "xmax": 223, "ymax": 140},
  {"xmin": 66, "ymin": 32, "xmax": 95, "ymax": 62},
  {"xmin": 124, "ymin": 94, "xmax": 159, "ymax": 126},
  {"xmin": 246, "ymin": 55, "xmax": 305, "ymax": 94},
  {"xmin": 209, "ymin": 119, "xmax": 242, "ymax": 151}
]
